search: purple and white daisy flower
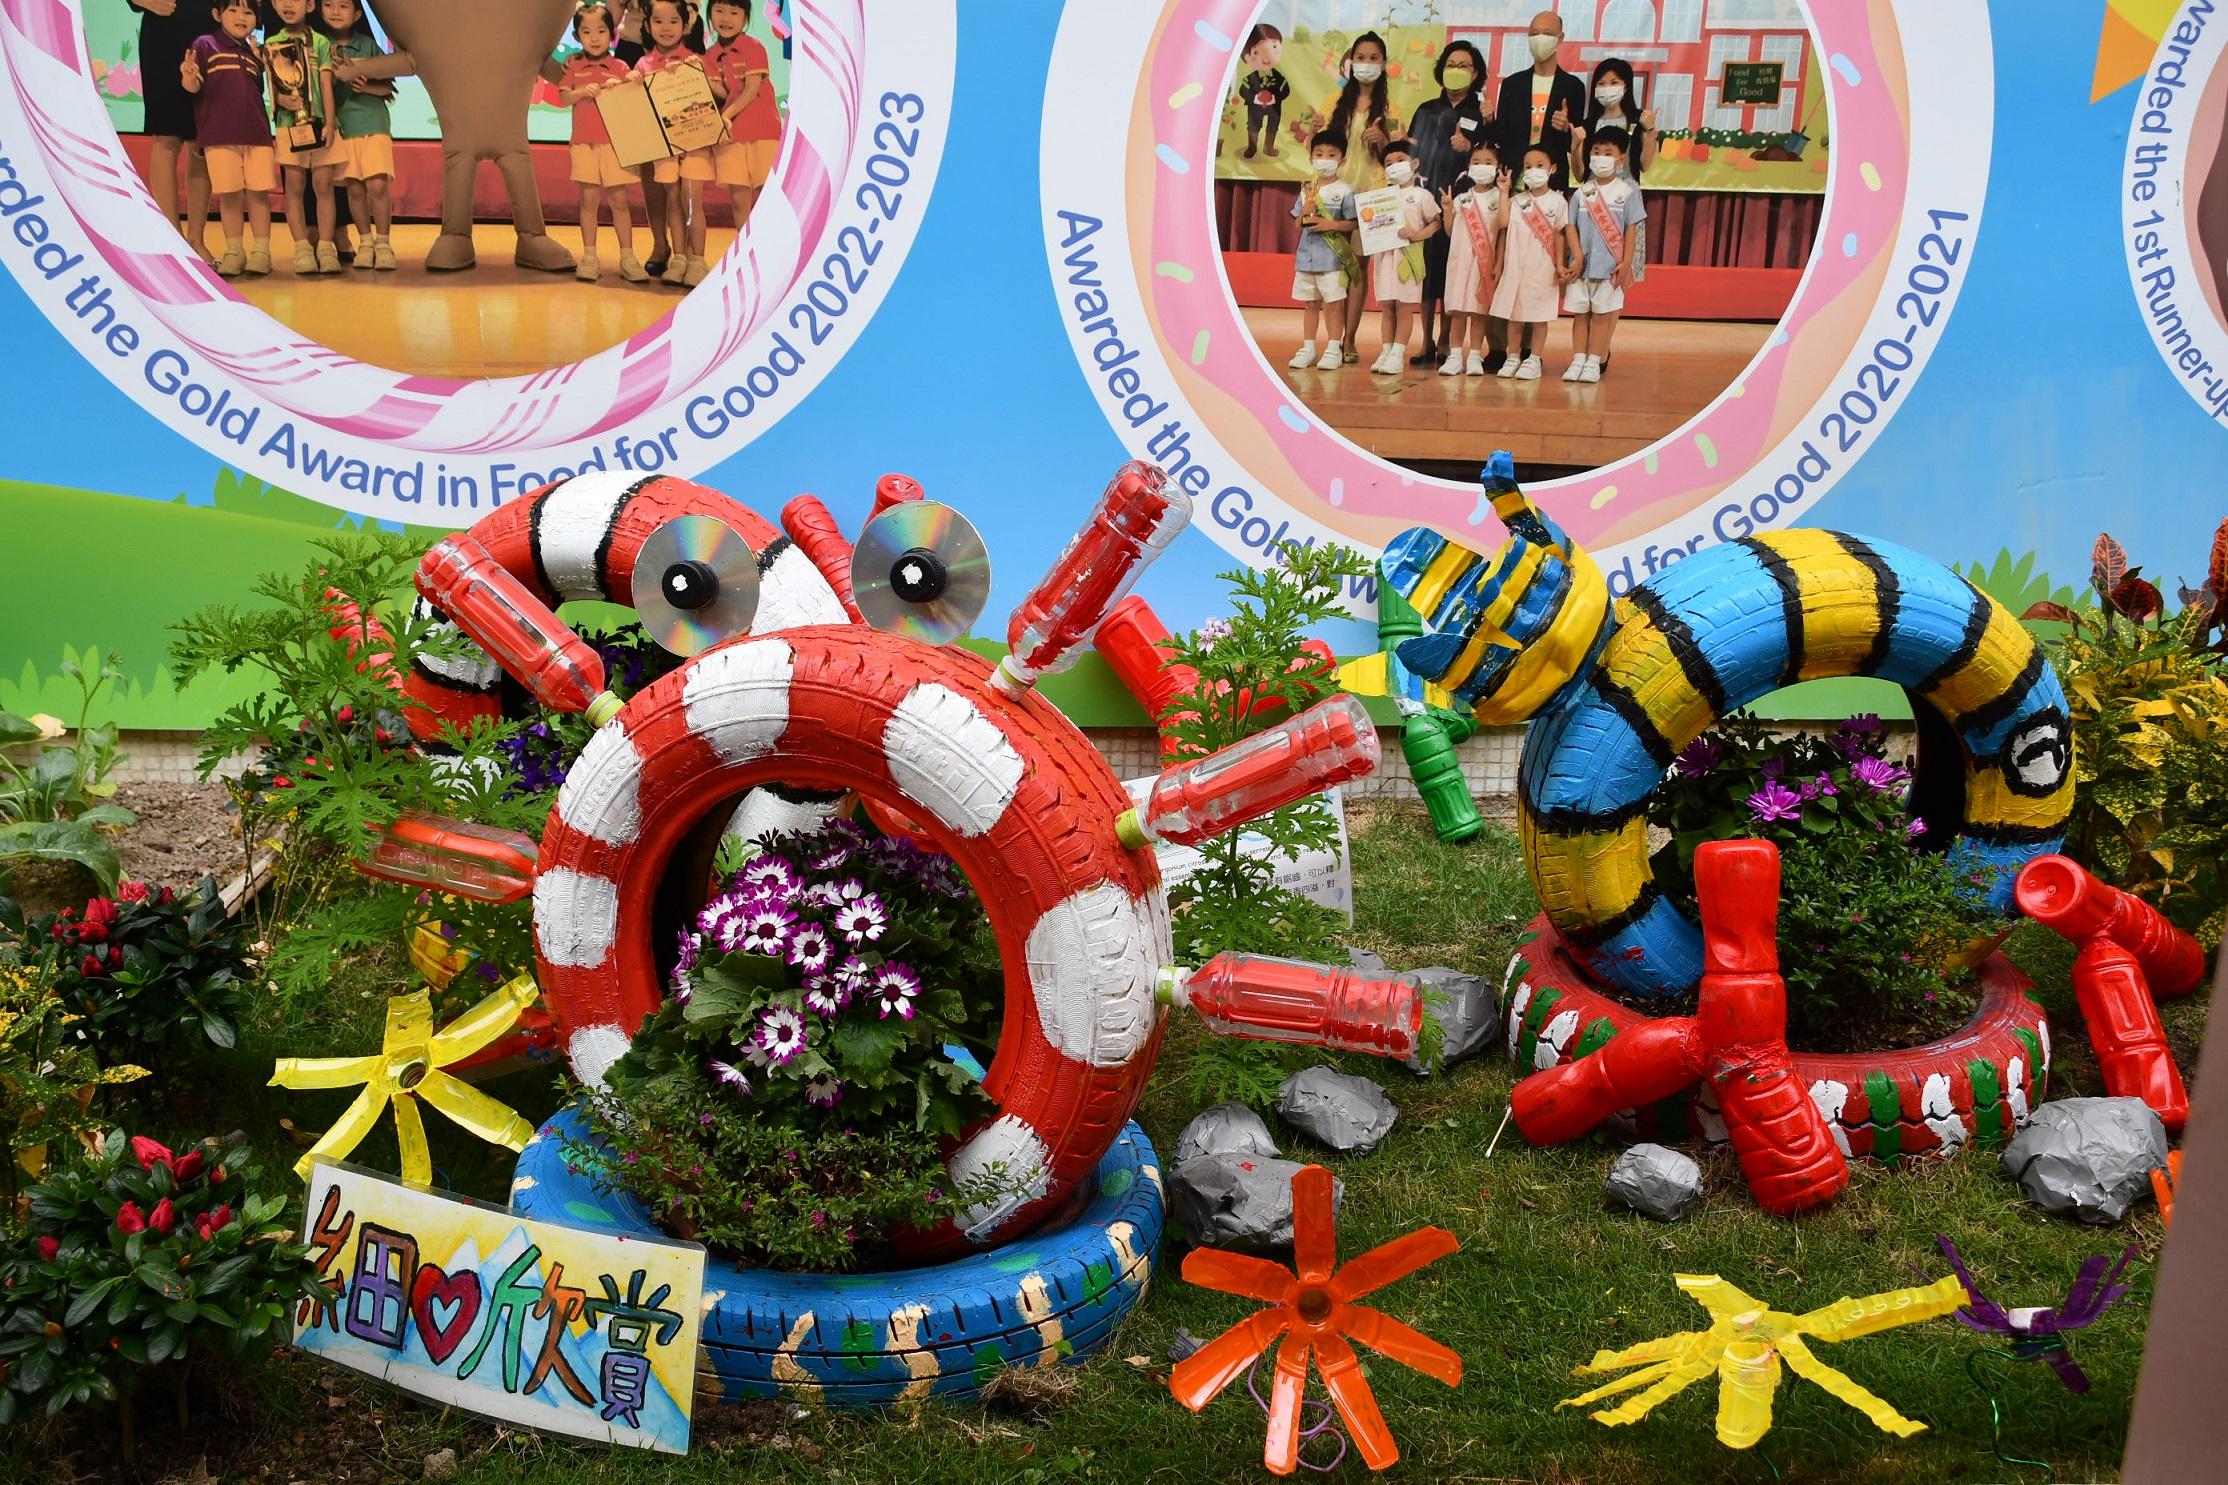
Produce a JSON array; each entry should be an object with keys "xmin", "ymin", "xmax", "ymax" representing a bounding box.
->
[
  {"xmin": 800, "ymin": 881, "xmax": 843, "ymax": 910},
  {"xmin": 787, "ymin": 922, "xmax": 832, "ymax": 975},
  {"xmin": 706, "ymin": 1059, "xmax": 751, "ymax": 1096},
  {"xmin": 809, "ymin": 840, "xmax": 853, "ymax": 873},
  {"xmin": 697, "ymin": 891, "xmax": 755, "ymax": 951},
  {"xmin": 803, "ymin": 976, "xmax": 849, "ymax": 1017},
  {"xmin": 834, "ymin": 892, "xmax": 888, "ymax": 945},
  {"xmin": 835, "ymin": 878, "xmax": 868, "ymax": 904},
  {"xmin": 804, "ymin": 1073, "xmax": 844, "ymax": 1108},
  {"xmin": 742, "ymin": 855, "xmax": 800, "ymax": 900},
  {"xmin": 873, "ymin": 962, "xmax": 922, "ymax": 1020},
  {"xmin": 738, "ymin": 901, "xmax": 798, "ymax": 956},
  {"xmin": 828, "ymin": 954, "xmax": 873, "ymax": 1000},
  {"xmin": 755, "ymin": 1005, "xmax": 809, "ymax": 1065}
]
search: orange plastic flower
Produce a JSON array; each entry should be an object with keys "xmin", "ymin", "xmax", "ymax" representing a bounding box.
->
[{"xmin": 1170, "ymin": 1164, "xmax": 1461, "ymax": 1474}]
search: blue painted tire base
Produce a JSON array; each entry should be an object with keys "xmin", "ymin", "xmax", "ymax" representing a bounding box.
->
[{"xmin": 511, "ymin": 1106, "xmax": 1164, "ymax": 1407}]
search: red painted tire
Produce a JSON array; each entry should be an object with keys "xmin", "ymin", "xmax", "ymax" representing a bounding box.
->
[
  {"xmin": 535, "ymin": 625, "xmax": 1172, "ymax": 1261},
  {"xmin": 1504, "ymin": 915, "xmax": 2052, "ymax": 1162},
  {"xmin": 404, "ymin": 471, "xmax": 852, "ymax": 742}
]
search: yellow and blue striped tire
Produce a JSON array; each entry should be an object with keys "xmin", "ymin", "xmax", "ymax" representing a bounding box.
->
[
  {"xmin": 1521, "ymin": 530, "xmax": 2073, "ymax": 999},
  {"xmin": 511, "ymin": 1106, "xmax": 1162, "ymax": 1408}
]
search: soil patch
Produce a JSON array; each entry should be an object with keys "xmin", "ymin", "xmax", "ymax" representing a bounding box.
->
[{"xmin": 112, "ymin": 780, "xmax": 244, "ymax": 895}]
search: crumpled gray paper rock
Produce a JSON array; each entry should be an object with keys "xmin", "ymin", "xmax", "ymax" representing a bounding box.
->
[
  {"xmin": 1347, "ymin": 946, "xmax": 1391, "ymax": 975},
  {"xmin": 1172, "ymin": 1101, "xmax": 1281, "ymax": 1171},
  {"xmin": 1169, "ymin": 1153, "xmax": 1344, "ymax": 1251},
  {"xmin": 1277, "ymin": 1066, "xmax": 1398, "ymax": 1154},
  {"xmin": 1604, "ymin": 1143, "xmax": 1704, "ymax": 1222},
  {"xmin": 1402, "ymin": 966, "xmax": 1501, "ymax": 1075},
  {"xmin": 2001, "ymin": 1097, "xmax": 2168, "ymax": 1225}
]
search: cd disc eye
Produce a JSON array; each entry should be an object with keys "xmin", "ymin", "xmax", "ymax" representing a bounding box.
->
[
  {"xmin": 633, "ymin": 515, "xmax": 762, "ymax": 656},
  {"xmin": 850, "ymin": 501, "xmax": 991, "ymax": 645}
]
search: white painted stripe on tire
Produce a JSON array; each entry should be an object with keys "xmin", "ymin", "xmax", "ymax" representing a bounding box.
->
[
  {"xmin": 1026, "ymin": 883, "xmax": 1163, "ymax": 1067},
  {"xmin": 536, "ymin": 471, "xmax": 637, "ymax": 601},
  {"xmin": 683, "ymin": 638, "xmax": 794, "ymax": 763},
  {"xmin": 883, "ymin": 683, "xmax": 1024, "ymax": 837},
  {"xmin": 535, "ymin": 868, "xmax": 620, "ymax": 968},
  {"xmin": 410, "ymin": 597, "xmax": 504, "ymax": 688},
  {"xmin": 755, "ymin": 540, "xmax": 851, "ymax": 633},
  {"xmin": 566, "ymin": 1021, "xmax": 632, "ymax": 1090},
  {"xmin": 557, "ymin": 721, "xmax": 644, "ymax": 846},
  {"xmin": 949, "ymin": 1114, "xmax": 1053, "ymax": 1237}
]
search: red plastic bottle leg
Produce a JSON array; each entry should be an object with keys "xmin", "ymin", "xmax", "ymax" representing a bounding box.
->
[
  {"xmin": 2072, "ymin": 936, "xmax": 2190, "ymax": 1133},
  {"xmin": 1511, "ymin": 1018, "xmax": 1710, "ymax": 1146},
  {"xmin": 1709, "ymin": 1039, "xmax": 1850, "ymax": 1215}
]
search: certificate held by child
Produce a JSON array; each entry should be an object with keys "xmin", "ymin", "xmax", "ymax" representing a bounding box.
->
[{"xmin": 598, "ymin": 60, "xmax": 724, "ymax": 168}]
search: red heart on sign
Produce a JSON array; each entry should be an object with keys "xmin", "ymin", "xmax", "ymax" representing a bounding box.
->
[{"xmin": 409, "ymin": 1264, "xmax": 484, "ymax": 1366}]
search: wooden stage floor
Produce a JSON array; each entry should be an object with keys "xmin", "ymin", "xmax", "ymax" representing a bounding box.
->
[
  {"xmin": 1248, "ymin": 306, "xmax": 1771, "ymax": 475},
  {"xmin": 216, "ymin": 224, "xmax": 736, "ymax": 380}
]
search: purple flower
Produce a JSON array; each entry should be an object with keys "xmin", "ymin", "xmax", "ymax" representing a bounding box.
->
[
  {"xmin": 707, "ymin": 1059, "xmax": 751, "ymax": 1096},
  {"xmin": 742, "ymin": 855, "xmax": 800, "ymax": 901},
  {"xmin": 803, "ymin": 976, "xmax": 849, "ymax": 1017},
  {"xmin": 1906, "ymin": 816, "xmax": 1928, "ymax": 838},
  {"xmin": 698, "ymin": 891, "xmax": 756, "ymax": 951},
  {"xmin": 873, "ymin": 962, "xmax": 922, "ymax": 1020},
  {"xmin": 738, "ymin": 901, "xmax": 797, "ymax": 955},
  {"xmin": 788, "ymin": 922, "xmax": 832, "ymax": 974},
  {"xmin": 834, "ymin": 893, "xmax": 888, "ymax": 946},
  {"xmin": 1760, "ymin": 756, "xmax": 1788, "ymax": 782},
  {"xmin": 835, "ymin": 878, "xmax": 868, "ymax": 904},
  {"xmin": 755, "ymin": 1005, "xmax": 808, "ymax": 1064},
  {"xmin": 804, "ymin": 1073, "xmax": 844, "ymax": 1108},
  {"xmin": 1851, "ymin": 754, "xmax": 1910, "ymax": 794},
  {"xmin": 1746, "ymin": 781, "xmax": 1804, "ymax": 824},
  {"xmin": 1838, "ymin": 712, "xmax": 1884, "ymax": 738},
  {"xmin": 1673, "ymin": 736, "xmax": 1725, "ymax": 778},
  {"xmin": 809, "ymin": 840, "xmax": 853, "ymax": 873},
  {"xmin": 1799, "ymin": 771, "xmax": 1838, "ymax": 801},
  {"xmin": 828, "ymin": 955, "xmax": 872, "ymax": 1000}
]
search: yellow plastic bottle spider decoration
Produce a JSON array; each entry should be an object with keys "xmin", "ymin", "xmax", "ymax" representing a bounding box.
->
[
  {"xmin": 1559, "ymin": 1271, "xmax": 1967, "ymax": 1450},
  {"xmin": 269, "ymin": 976, "xmax": 541, "ymax": 1184}
]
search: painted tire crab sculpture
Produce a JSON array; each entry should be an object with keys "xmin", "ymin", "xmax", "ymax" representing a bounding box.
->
[
  {"xmin": 1383, "ymin": 453, "xmax": 2081, "ymax": 1213},
  {"xmin": 362, "ymin": 461, "xmax": 1428, "ymax": 1402}
]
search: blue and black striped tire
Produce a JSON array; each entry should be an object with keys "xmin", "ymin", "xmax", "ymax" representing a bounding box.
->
[{"xmin": 511, "ymin": 1106, "xmax": 1164, "ymax": 1408}]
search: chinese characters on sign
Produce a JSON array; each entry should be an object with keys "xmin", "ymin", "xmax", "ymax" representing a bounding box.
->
[{"xmin": 294, "ymin": 1161, "xmax": 704, "ymax": 1453}]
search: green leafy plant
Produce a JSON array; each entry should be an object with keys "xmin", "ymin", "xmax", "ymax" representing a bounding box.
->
[
  {"xmin": 568, "ymin": 820, "xmax": 1008, "ymax": 1268},
  {"xmin": 0, "ymin": 1131, "xmax": 330, "ymax": 1456},
  {"xmin": 1650, "ymin": 713, "xmax": 1997, "ymax": 1045},
  {"xmin": 0, "ymin": 967, "xmax": 148, "ymax": 1200},
  {"xmin": 1961, "ymin": 548, "xmax": 2080, "ymax": 622},
  {"xmin": 2040, "ymin": 524, "xmax": 2228, "ymax": 937},
  {"xmin": 0, "ymin": 652, "xmax": 135, "ymax": 894},
  {"xmin": 2, "ymin": 879, "xmax": 249, "ymax": 1064},
  {"xmin": 1154, "ymin": 541, "xmax": 1372, "ymax": 1104}
]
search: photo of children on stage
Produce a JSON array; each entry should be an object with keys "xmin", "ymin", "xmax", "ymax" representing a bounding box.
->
[
  {"xmin": 1217, "ymin": 1, "xmax": 1827, "ymax": 481},
  {"xmin": 100, "ymin": 0, "xmax": 793, "ymax": 377}
]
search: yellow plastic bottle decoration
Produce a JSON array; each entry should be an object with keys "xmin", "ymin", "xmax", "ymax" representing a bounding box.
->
[
  {"xmin": 1559, "ymin": 1271, "xmax": 1967, "ymax": 1450},
  {"xmin": 269, "ymin": 975, "xmax": 541, "ymax": 1184}
]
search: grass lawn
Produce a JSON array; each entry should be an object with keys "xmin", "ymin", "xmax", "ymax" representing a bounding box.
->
[{"xmin": 8, "ymin": 802, "xmax": 2193, "ymax": 1484}]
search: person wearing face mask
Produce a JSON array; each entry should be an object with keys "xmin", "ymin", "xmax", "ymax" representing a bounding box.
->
[
  {"xmin": 1286, "ymin": 131, "xmax": 1360, "ymax": 372},
  {"xmin": 1365, "ymin": 140, "xmax": 1442, "ymax": 376},
  {"xmin": 1575, "ymin": 57, "xmax": 1656, "ymax": 331},
  {"xmin": 1489, "ymin": 145, "xmax": 1578, "ymax": 380},
  {"xmin": 1402, "ymin": 40, "xmax": 1489, "ymax": 369},
  {"xmin": 1561, "ymin": 127, "xmax": 1645, "ymax": 383},
  {"xmin": 1436, "ymin": 143, "xmax": 1507, "ymax": 377},
  {"xmin": 1325, "ymin": 31, "xmax": 1400, "ymax": 363},
  {"xmin": 1492, "ymin": 10, "xmax": 1587, "ymax": 192}
]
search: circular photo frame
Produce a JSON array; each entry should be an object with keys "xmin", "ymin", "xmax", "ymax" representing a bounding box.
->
[
  {"xmin": 0, "ymin": 0, "xmax": 953, "ymax": 520},
  {"xmin": 2121, "ymin": 1, "xmax": 2228, "ymax": 424},
  {"xmin": 1040, "ymin": 1, "xmax": 1992, "ymax": 587}
]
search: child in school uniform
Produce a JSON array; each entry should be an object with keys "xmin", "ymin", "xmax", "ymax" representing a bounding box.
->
[
  {"xmin": 1490, "ymin": 144, "xmax": 1577, "ymax": 380},
  {"xmin": 560, "ymin": 4, "xmax": 650, "ymax": 282},
  {"xmin": 1367, "ymin": 138, "xmax": 1440, "ymax": 376},
  {"xmin": 704, "ymin": 0, "xmax": 781, "ymax": 234},
  {"xmin": 322, "ymin": 0, "xmax": 395, "ymax": 271},
  {"xmin": 636, "ymin": 0, "xmax": 715, "ymax": 287},
  {"xmin": 1437, "ymin": 141, "xmax": 1505, "ymax": 376},
  {"xmin": 265, "ymin": 0, "xmax": 340, "ymax": 274},
  {"xmin": 1287, "ymin": 130, "xmax": 1358, "ymax": 371},
  {"xmin": 1562, "ymin": 126, "xmax": 1645, "ymax": 383},
  {"xmin": 180, "ymin": 0, "xmax": 274, "ymax": 277}
]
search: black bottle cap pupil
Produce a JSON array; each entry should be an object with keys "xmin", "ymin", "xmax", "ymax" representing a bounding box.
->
[
  {"xmin": 891, "ymin": 547, "xmax": 949, "ymax": 604},
  {"xmin": 661, "ymin": 559, "xmax": 719, "ymax": 611}
]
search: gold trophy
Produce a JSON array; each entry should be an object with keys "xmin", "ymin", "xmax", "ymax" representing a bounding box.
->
[{"xmin": 266, "ymin": 37, "xmax": 323, "ymax": 150}]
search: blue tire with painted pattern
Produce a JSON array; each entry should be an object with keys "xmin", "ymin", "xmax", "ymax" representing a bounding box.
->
[{"xmin": 511, "ymin": 1107, "xmax": 1163, "ymax": 1408}]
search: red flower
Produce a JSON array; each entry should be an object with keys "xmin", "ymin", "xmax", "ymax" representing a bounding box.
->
[
  {"xmin": 173, "ymin": 1151, "xmax": 205, "ymax": 1185},
  {"xmin": 35, "ymin": 1236, "xmax": 59, "ymax": 1261},
  {"xmin": 114, "ymin": 1202, "xmax": 147, "ymax": 1235},
  {"xmin": 148, "ymin": 1199, "xmax": 177, "ymax": 1235},
  {"xmin": 106, "ymin": 946, "xmax": 122, "ymax": 969},
  {"xmin": 195, "ymin": 1205, "xmax": 234, "ymax": 1241},
  {"xmin": 80, "ymin": 953, "xmax": 106, "ymax": 978},
  {"xmin": 158, "ymin": 886, "xmax": 176, "ymax": 905},
  {"xmin": 118, "ymin": 880, "xmax": 149, "ymax": 902},
  {"xmin": 83, "ymin": 899, "xmax": 119, "ymax": 929},
  {"xmin": 76, "ymin": 921, "xmax": 108, "ymax": 944},
  {"xmin": 130, "ymin": 1136, "xmax": 176, "ymax": 1174}
]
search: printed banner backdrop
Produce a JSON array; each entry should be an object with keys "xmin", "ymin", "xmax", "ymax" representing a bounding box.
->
[
  {"xmin": 0, "ymin": 0, "xmax": 2222, "ymax": 729},
  {"xmin": 294, "ymin": 1161, "xmax": 705, "ymax": 1454}
]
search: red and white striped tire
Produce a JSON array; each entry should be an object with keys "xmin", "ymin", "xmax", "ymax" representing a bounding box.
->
[
  {"xmin": 536, "ymin": 624, "xmax": 1173, "ymax": 1262},
  {"xmin": 404, "ymin": 471, "xmax": 852, "ymax": 742}
]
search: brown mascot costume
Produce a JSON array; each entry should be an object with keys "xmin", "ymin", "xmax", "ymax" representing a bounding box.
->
[{"xmin": 335, "ymin": 0, "xmax": 578, "ymax": 273}]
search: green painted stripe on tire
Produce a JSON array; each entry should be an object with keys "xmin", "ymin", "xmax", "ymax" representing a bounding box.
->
[
  {"xmin": 1516, "ymin": 986, "xmax": 1565, "ymax": 1070},
  {"xmin": 1864, "ymin": 1070, "xmax": 1902, "ymax": 1165},
  {"xmin": 1966, "ymin": 1057, "xmax": 2006, "ymax": 1149}
]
